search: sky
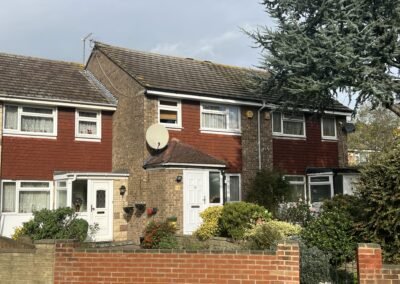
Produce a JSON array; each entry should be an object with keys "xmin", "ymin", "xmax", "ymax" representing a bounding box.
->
[{"xmin": 0, "ymin": 0, "xmax": 352, "ymax": 109}]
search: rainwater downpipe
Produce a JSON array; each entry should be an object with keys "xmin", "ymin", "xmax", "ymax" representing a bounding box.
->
[{"xmin": 257, "ymin": 100, "xmax": 267, "ymax": 170}]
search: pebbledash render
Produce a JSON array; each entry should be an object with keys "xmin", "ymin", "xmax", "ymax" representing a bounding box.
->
[{"xmin": 0, "ymin": 42, "xmax": 356, "ymax": 243}]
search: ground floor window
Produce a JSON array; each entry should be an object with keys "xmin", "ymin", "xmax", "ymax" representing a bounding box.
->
[
  {"xmin": 72, "ymin": 180, "xmax": 88, "ymax": 212},
  {"xmin": 226, "ymin": 174, "xmax": 241, "ymax": 202},
  {"xmin": 209, "ymin": 172, "xmax": 222, "ymax": 204},
  {"xmin": 1, "ymin": 181, "xmax": 51, "ymax": 213},
  {"xmin": 308, "ymin": 174, "xmax": 334, "ymax": 203},
  {"xmin": 284, "ymin": 175, "xmax": 306, "ymax": 202}
]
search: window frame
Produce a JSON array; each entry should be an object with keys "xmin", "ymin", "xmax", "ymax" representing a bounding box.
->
[
  {"xmin": 3, "ymin": 104, "xmax": 58, "ymax": 138},
  {"xmin": 75, "ymin": 109, "xmax": 102, "ymax": 141},
  {"xmin": 284, "ymin": 175, "xmax": 306, "ymax": 203},
  {"xmin": 1, "ymin": 180, "xmax": 53, "ymax": 214},
  {"xmin": 272, "ymin": 112, "xmax": 306, "ymax": 138},
  {"xmin": 200, "ymin": 103, "xmax": 241, "ymax": 134},
  {"xmin": 158, "ymin": 99, "xmax": 182, "ymax": 129},
  {"xmin": 225, "ymin": 174, "xmax": 241, "ymax": 202},
  {"xmin": 307, "ymin": 174, "xmax": 334, "ymax": 204},
  {"xmin": 321, "ymin": 116, "xmax": 337, "ymax": 140}
]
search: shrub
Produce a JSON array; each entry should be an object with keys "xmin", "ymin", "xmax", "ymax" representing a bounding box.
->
[
  {"xmin": 277, "ymin": 201, "xmax": 314, "ymax": 226},
  {"xmin": 194, "ymin": 206, "xmax": 223, "ymax": 240},
  {"xmin": 141, "ymin": 220, "xmax": 178, "ymax": 249},
  {"xmin": 245, "ymin": 170, "xmax": 291, "ymax": 216},
  {"xmin": 18, "ymin": 207, "xmax": 89, "ymax": 241},
  {"xmin": 244, "ymin": 220, "xmax": 301, "ymax": 250},
  {"xmin": 219, "ymin": 202, "xmax": 271, "ymax": 240},
  {"xmin": 300, "ymin": 242, "xmax": 332, "ymax": 284}
]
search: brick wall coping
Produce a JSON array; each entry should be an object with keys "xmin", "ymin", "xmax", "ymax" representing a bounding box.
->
[
  {"xmin": 73, "ymin": 248, "xmax": 281, "ymax": 254},
  {"xmin": 0, "ymin": 248, "xmax": 36, "ymax": 253},
  {"xmin": 383, "ymin": 264, "xmax": 400, "ymax": 270},
  {"xmin": 358, "ymin": 243, "xmax": 381, "ymax": 248},
  {"xmin": 34, "ymin": 239, "xmax": 79, "ymax": 244}
]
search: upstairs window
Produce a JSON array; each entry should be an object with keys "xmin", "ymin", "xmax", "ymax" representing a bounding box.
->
[
  {"xmin": 201, "ymin": 104, "xmax": 240, "ymax": 133},
  {"xmin": 321, "ymin": 117, "xmax": 337, "ymax": 139},
  {"xmin": 158, "ymin": 99, "xmax": 181, "ymax": 128},
  {"xmin": 4, "ymin": 105, "xmax": 57, "ymax": 136},
  {"xmin": 272, "ymin": 112, "xmax": 305, "ymax": 137},
  {"xmin": 75, "ymin": 110, "xmax": 101, "ymax": 140}
]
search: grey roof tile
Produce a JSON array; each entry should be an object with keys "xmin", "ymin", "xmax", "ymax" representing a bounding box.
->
[{"xmin": 0, "ymin": 52, "xmax": 116, "ymax": 106}]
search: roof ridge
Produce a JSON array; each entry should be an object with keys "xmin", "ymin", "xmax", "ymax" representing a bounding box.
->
[
  {"xmin": 94, "ymin": 41, "xmax": 264, "ymax": 72},
  {"xmin": 0, "ymin": 51, "xmax": 82, "ymax": 68}
]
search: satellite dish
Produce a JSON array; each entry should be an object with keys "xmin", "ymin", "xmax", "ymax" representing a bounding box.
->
[
  {"xmin": 146, "ymin": 124, "xmax": 169, "ymax": 150},
  {"xmin": 342, "ymin": 123, "xmax": 356, "ymax": 133}
]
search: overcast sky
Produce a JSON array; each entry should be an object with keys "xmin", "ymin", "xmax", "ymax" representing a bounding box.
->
[{"xmin": 0, "ymin": 0, "xmax": 273, "ymax": 68}]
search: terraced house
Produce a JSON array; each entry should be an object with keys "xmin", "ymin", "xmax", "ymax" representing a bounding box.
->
[{"xmin": 0, "ymin": 42, "xmax": 357, "ymax": 242}]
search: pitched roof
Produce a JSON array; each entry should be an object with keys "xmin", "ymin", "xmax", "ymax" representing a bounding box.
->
[
  {"xmin": 144, "ymin": 138, "xmax": 226, "ymax": 168},
  {"xmin": 94, "ymin": 42, "xmax": 351, "ymax": 112},
  {"xmin": 0, "ymin": 52, "xmax": 116, "ymax": 106}
]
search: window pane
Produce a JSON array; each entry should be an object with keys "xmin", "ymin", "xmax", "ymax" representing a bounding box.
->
[
  {"xmin": 203, "ymin": 105, "xmax": 224, "ymax": 112},
  {"xmin": 22, "ymin": 107, "xmax": 52, "ymax": 115},
  {"xmin": 160, "ymin": 100, "xmax": 177, "ymax": 107},
  {"xmin": 283, "ymin": 121, "xmax": 304, "ymax": 135},
  {"xmin": 202, "ymin": 113, "xmax": 227, "ymax": 129},
  {"xmin": 2, "ymin": 182, "xmax": 16, "ymax": 212},
  {"xmin": 323, "ymin": 117, "xmax": 336, "ymax": 137},
  {"xmin": 72, "ymin": 180, "xmax": 88, "ymax": 212},
  {"xmin": 19, "ymin": 191, "xmax": 50, "ymax": 213},
  {"xmin": 228, "ymin": 107, "xmax": 240, "ymax": 130},
  {"xmin": 79, "ymin": 111, "xmax": 97, "ymax": 118},
  {"xmin": 79, "ymin": 121, "xmax": 97, "ymax": 135},
  {"xmin": 21, "ymin": 182, "xmax": 49, "ymax": 188},
  {"xmin": 21, "ymin": 116, "xmax": 53, "ymax": 133},
  {"xmin": 310, "ymin": 184, "xmax": 332, "ymax": 203},
  {"xmin": 209, "ymin": 172, "xmax": 221, "ymax": 203},
  {"xmin": 285, "ymin": 176, "xmax": 304, "ymax": 182},
  {"xmin": 283, "ymin": 113, "xmax": 303, "ymax": 121},
  {"xmin": 57, "ymin": 181, "xmax": 67, "ymax": 188},
  {"xmin": 310, "ymin": 176, "xmax": 330, "ymax": 182},
  {"xmin": 5, "ymin": 105, "xmax": 18, "ymax": 130},
  {"xmin": 272, "ymin": 112, "xmax": 282, "ymax": 132},
  {"xmin": 160, "ymin": 110, "xmax": 178, "ymax": 124},
  {"xmin": 287, "ymin": 184, "xmax": 305, "ymax": 202},
  {"xmin": 228, "ymin": 176, "xmax": 240, "ymax": 202},
  {"xmin": 96, "ymin": 190, "xmax": 106, "ymax": 208},
  {"xmin": 57, "ymin": 190, "xmax": 67, "ymax": 208}
]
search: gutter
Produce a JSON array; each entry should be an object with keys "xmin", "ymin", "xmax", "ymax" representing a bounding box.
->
[{"xmin": 257, "ymin": 100, "xmax": 268, "ymax": 170}]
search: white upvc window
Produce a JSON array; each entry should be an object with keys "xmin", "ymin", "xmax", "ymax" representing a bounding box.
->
[
  {"xmin": 308, "ymin": 174, "xmax": 334, "ymax": 204},
  {"xmin": 201, "ymin": 103, "xmax": 240, "ymax": 134},
  {"xmin": 1, "ymin": 181, "xmax": 52, "ymax": 213},
  {"xmin": 4, "ymin": 104, "xmax": 57, "ymax": 137},
  {"xmin": 272, "ymin": 112, "xmax": 306, "ymax": 138},
  {"xmin": 75, "ymin": 110, "xmax": 101, "ymax": 141},
  {"xmin": 321, "ymin": 116, "xmax": 337, "ymax": 140},
  {"xmin": 158, "ymin": 99, "xmax": 182, "ymax": 128},
  {"xmin": 226, "ymin": 174, "xmax": 241, "ymax": 202},
  {"xmin": 284, "ymin": 175, "xmax": 306, "ymax": 203},
  {"xmin": 55, "ymin": 180, "xmax": 68, "ymax": 209}
]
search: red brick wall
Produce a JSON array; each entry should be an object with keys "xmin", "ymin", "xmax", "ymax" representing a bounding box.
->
[
  {"xmin": 54, "ymin": 241, "xmax": 299, "ymax": 284},
  {"xmin": 169, "ymin": 100, "xmax": 242, "ymax": 173},
  {"xmin": 273, "ymin": 115, "xmax": 339, "ymax": 174},
  {"xmin": 357, "ymin": 243, "xmax": 400, "ymax": 284},
  {"xmin": 2, "ymin": 108, "xmax": 113, "ymax": 180}
]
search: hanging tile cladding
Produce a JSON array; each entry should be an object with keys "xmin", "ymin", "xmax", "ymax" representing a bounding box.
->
[
  {"xmin": 273, "ymin": 115, "xmax": 339, "ymax": 174},
  {"xmin": 1, "ymin": 107, "xmax": 112, "ymax": 180},
  {"xmin": 166, "ymin": 99, "xmax": 242, "ymax": 172}
]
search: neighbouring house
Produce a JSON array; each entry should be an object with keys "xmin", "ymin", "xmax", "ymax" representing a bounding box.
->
[
  {"xmin": 0, "ymin": 53, "xmax": 129, "ymax": 241},
  {"xmin": 85, "ymin": 42, "xmax": 356, "ymax": 241}
]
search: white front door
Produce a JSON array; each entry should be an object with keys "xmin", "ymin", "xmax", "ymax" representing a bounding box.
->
[
  {"xmin": 89, "ymin": 180, "xmax": 113, "ymax": 241},
  {"xmin": 183, "ymin": 170, "xmax": 222, "ymax": 235}
]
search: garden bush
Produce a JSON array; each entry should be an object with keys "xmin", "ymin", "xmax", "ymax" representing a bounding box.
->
[
  {"xmin": 300, "ymin": 242, "xmax": 332, "ymax": 284},
  {"xmin": 15, "ymin": 207, "xmax": 89, "ymax": 241},
  {"xmin": 245, "ymin": 170, "xmax": 291, "ymax": 216},
  {"xmin": 141, "ymin": 220, "xmax": 178, "ymax": 249},
  {"xmin": 244, "ymin": 220, "xmax": 301, "ymax": 250},
  {"xmin": 194, "ymin": 206, "xmax": 223, "ymax": 240},
  {"xmin": 277, "ymin": 201, "xmax": 314, "ymax": 226},
  {"xmin": 219, "ymin": 202, "xmax": 271, "ymax": 240}
]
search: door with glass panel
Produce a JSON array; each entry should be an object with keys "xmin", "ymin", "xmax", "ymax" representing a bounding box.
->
[
  {"xmin": 89, "ymin": 180, "xmax": 112, "ymax": 241},
  {"xmin": 183, "ymin": 170, "xmax": 222, "ymax": 234}
]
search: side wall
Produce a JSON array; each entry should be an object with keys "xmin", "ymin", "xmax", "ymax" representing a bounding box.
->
[
  {"xmin": 54, "ymin": 241, "xmax": 300, "ymax": 284},
  {"xmin": 1, "ymin": 108, "xmax": 113, "ymax": 180}
]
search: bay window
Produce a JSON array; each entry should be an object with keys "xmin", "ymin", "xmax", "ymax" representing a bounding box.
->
[
  {"xmin": 321, "ymin": 116, "xmax": 337, "ymax": 139},
  {"xmin": 1, "ymin": 181, "xmax": 51, "ymax": 213},
  {"xmin": 201, "ymin": 103, "xmax": 240, "ymax": 133},
  {"xmin": 4, "ymin": 105, "xmax": 57, "ymax": 136},
  {"xmin": 158, "ymin": 99, "xmax": 181, "ymax": 128},
  {"xmin": 75, "ymin": 110, "xmax": 101, "ymax": 140},
  {"xmin": 272, "ymin": 112, "xmax": 305, "ymax": 137}
]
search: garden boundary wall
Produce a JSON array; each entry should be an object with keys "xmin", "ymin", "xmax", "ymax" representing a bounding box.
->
[
  {"xmin": 54, "ymin": 241, "xmax": 300, "ymax": 284},
  {"xmin": 357, "ymin": 243, "xmax": 400, "ymax": 284}
]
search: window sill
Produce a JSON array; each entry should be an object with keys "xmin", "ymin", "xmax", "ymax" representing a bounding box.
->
[
  {"xmin": 165, "ymin": 126, "xmax": 183, "ymax": 131},
  {"xmin": 322, "ymin": 137, "xmax": 338, "ymax": 142},
  {"xmin": 200, "ymin": 129, "xmax": 241, "ymax": 136},
  {"xmin": 272, "ymin": 135, "xmax": 306, "ymax": 140},
  {"xmin": 75, "ymin": 137, "xmax": 101, "ymax": 142},
  {"xmin": 3, "ymin": 132, "xmax": 57, "ymax": 139}
]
